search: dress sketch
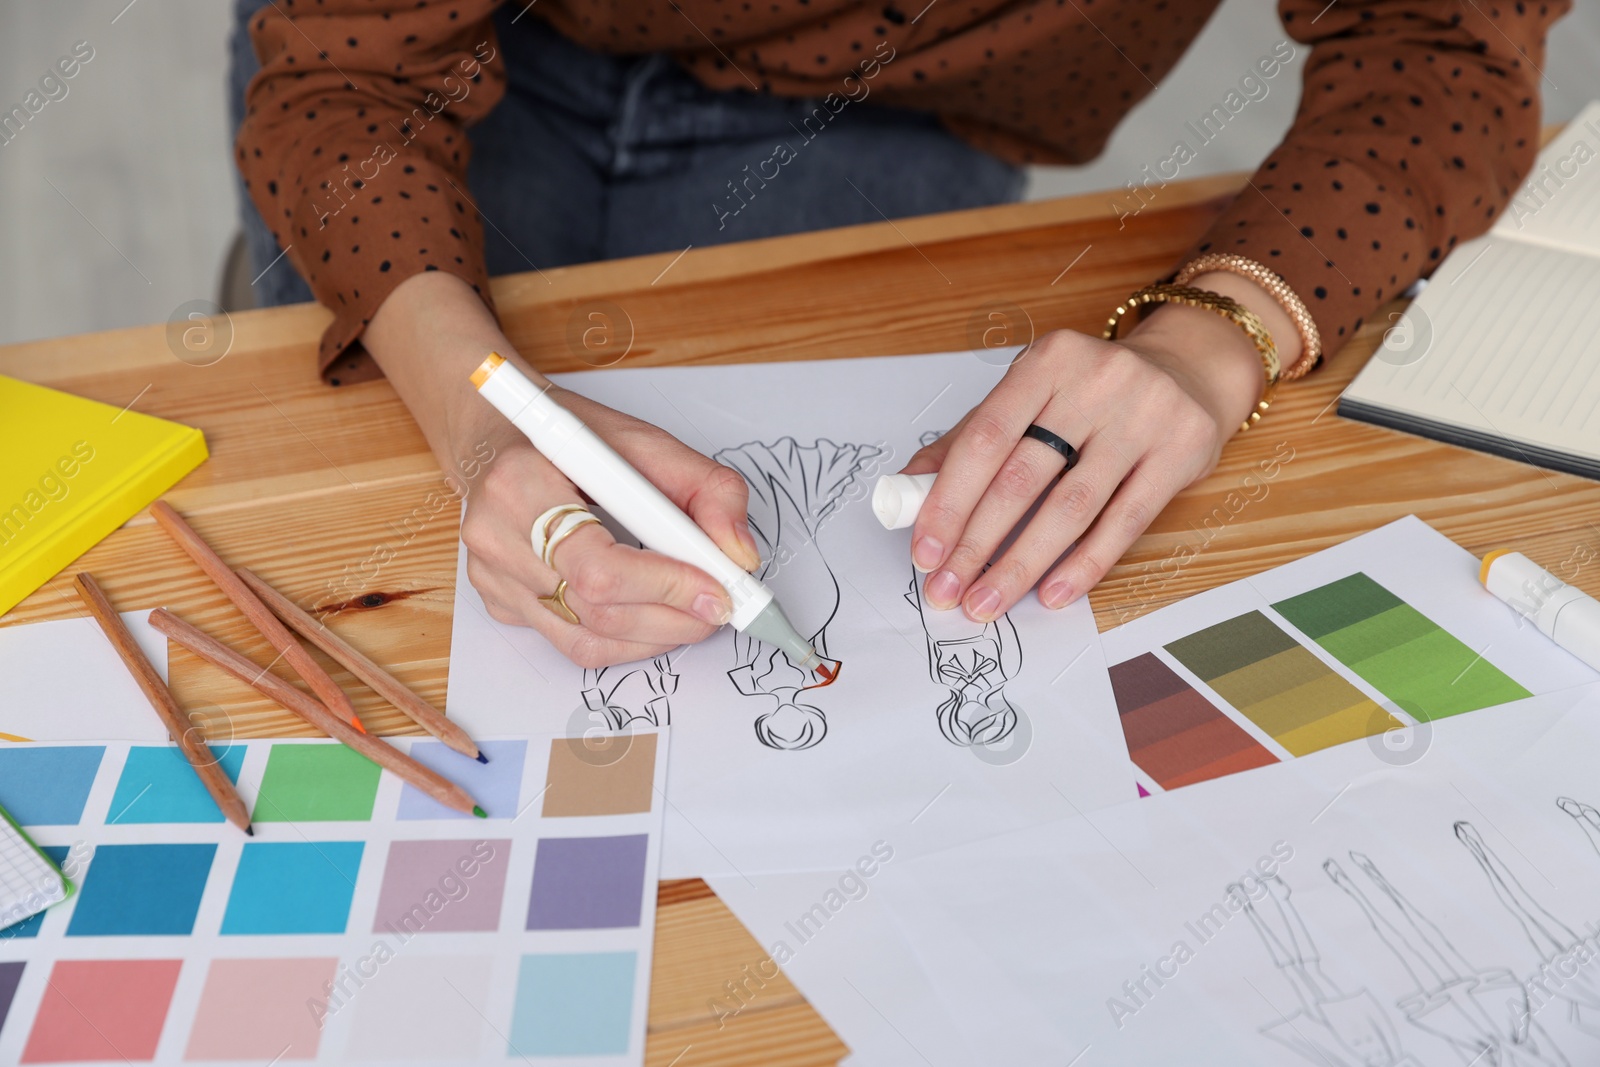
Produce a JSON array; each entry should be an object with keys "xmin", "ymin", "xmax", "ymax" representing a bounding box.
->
[
  {"xmin": 1324, "ymin": 847, "xmax": 1565, "ymax": 1067},
  {"xmin": 901, "ymin": 430, "xmax": 1024, "ymax": 748},
  {"xmin": 580, "ymin": 657, "xmax": 678, "ymax": 730},
  {"xmin": 905, "ymin": 574, "xmax": 1022, "ymax": 747},
  {"xmin": 715, "ymin": 437, "xmax": 884, "ymax": 750},
  {"xmin": 1235, "ymin": 874, "xmax": 1419, "ymax": 1066}
]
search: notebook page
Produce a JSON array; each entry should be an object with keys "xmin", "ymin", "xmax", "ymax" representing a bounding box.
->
[
  {"xmin": 1490, "ymin": 100, "xmax": 1600, "ymax": 257},
  {"xmin": 0, "ymin": 816, "xmax": 66, "ymax": 929},
  {"xmin": 1340, "ymin": 233, "xmax": 1600, "ymax": 462}
]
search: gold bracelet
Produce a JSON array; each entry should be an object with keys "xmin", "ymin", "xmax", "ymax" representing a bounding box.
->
[
  {"xmin": 1102, "ymin": 283, "xmax": 1280, "ymax": 433},
  {"xmin": 1175, "ymin": 253, "xmax": 1321, "ymax": 379}
]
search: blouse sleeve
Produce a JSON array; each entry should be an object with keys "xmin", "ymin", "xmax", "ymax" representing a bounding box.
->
[
  {"xmin": 1190, "ymin": 0, "xmax": 1569, "ymax": 361},
  {"xmin": 235, "ymin": 0, "xmax": 508, "ymax": 380}
]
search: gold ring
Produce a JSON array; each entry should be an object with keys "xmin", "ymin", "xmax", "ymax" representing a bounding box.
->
[
  {"xmin": 531, "ymin": 504, "xmax": 591, "ymax": 561},
  {"xmin": 542, "ymin": 514, "xmax": 602, "ymax": 569},
  {"xmin": 538, "ymin": 579, "xmax": 581, "ymax": 625}
]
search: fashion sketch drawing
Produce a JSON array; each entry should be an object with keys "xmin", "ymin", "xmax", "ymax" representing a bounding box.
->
[
  {"xmin": 903, "ymin": 430, "xmax": 1023, "ymax": 747},
  {"xmin": 715, "ymin": 436, "xmax": 884, "ymax": 750}
]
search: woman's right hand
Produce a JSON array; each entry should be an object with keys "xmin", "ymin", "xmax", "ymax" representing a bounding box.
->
[
  {"xmin": 457, "ymin": 384, "xmax": 762, "ymax": 668},
  {"xmin": 364, "ymin": 271, "xmax": 760, "ymax": 668}
]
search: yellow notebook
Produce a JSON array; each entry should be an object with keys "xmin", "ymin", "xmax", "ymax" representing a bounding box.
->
[{"xmin": 0, "ymin": 375, "xmax": 207, "ymax": 616}]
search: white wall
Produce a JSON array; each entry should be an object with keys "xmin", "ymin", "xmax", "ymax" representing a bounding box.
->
[
  {"xmin": 1, "ymin": 0, "xmax": 1596, "ymax": 347},
  {"xmin": 0, "ymin": 1, "xmax": 236, "ymax": 347}
]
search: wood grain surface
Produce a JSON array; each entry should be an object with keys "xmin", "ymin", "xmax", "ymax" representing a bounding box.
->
[{"xmin": 2, "ymin": 159, "xmax": 1594, "ymax": 1065}]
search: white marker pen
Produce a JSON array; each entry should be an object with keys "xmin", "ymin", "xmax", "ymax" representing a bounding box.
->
[
  {"xmin": 471, "ymin": 353, "xmax": 838, "ymax": 682},
  {"xmin": 1481, "ymin": 549, "xmax": 1600, "ymax": 672}
]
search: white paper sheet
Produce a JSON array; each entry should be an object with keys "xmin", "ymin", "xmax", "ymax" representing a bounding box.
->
[
  {"xmin": 445, "ymin": 352, "xmax": 1133, "ymax": 878},
  {"xmin": 706, "ymin": 862, "xmax": 981, "ymax": 1067},
  {"xmin": 872, "ymin": 684, "xmax": 1600, "ymax": 1065},
  {"xmin": 706, "ymin": 518, "xmax": 1600, "ymax": 1065},
  {"xmin": 0, "ymin": 611, "xmax": 171, "ymax": 742}
]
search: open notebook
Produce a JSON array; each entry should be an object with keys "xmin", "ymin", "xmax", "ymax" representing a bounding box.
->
[{"xmin": 1339, "ymin": 101, "xmax": 1600, "ymax": 479}]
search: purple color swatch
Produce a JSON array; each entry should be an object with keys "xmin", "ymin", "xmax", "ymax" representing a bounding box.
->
[
  {"xmin": 0, "ymin": 961, "xmax": 22, "ymax": 1038},
  {"xmin": 526, "ymin": 835, "xmax": 649, "ymax": 931},
  {"xmin": 373, "ymin": 839, "xmax": 511, "ymax": 935}
]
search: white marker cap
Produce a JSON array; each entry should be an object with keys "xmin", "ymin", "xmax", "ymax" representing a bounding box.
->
[
  {"xmin": 1481, "ymin": 549, "xmax": 1600, "ymax": 673},
  {"xmin": 872, "ymin": 473, "xmax": 937, "ymax": 530}
]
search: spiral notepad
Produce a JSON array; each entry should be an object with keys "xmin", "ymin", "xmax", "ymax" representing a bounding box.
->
[{"xmin": 0, "ymin": 806, "xmax": 70, "ymax": 932}]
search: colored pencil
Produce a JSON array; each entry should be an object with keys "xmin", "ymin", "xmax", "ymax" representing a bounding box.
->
[
  {"xmin": 73, "ymin": 573, "xmax": 253, "ymax": 835},
  {"xmin": 237, "ymin": 568, "xmax": 485, "ymax": 764},
  {"xmin": 148, "ymin": 499, "xmax": 366, "ymax": 733},
  {"xmin": 149, "ymin": 608, "xmax": 483, "ymax": 818}
]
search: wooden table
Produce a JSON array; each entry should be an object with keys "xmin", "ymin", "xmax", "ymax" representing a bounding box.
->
[{"xmin": 4, "ymin": 168, "xmax": 1597, "ymax": 1066}]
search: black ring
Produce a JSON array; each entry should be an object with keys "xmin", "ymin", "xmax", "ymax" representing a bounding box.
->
[{"xmin": 1022, "ymin": 424, "xmax": 1079, "ymax": 469}]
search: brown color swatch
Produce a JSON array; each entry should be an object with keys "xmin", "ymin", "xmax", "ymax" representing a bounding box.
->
[
  {"xmin": 1110, "ymin": 653, "xmax": 1278, "ymax": 790},
  {"xmin": 541, "ymin": 734, "xmax": 657, "ymax": 818}
]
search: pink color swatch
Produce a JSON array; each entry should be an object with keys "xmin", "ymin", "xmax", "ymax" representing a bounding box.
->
[
  {"xmin": 185, "ymin": 957, "xmax": 337, "ymax": 1061},
  {"xmin": 373, "ymin": 839, "xmax": 511, "ymax": 935},
  {"xmin": 22, "ymin": 959, "xmax": 181, "ymax": 1063}
]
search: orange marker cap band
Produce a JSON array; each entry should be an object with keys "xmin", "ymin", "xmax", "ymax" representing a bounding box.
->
[
  {"xmin": 1480, "ymin": 548, "xmax": 1513, "ymax": 586},
  {"xmin": 470, "ymin": 352, "xmax": 506, "ymax": 390}
]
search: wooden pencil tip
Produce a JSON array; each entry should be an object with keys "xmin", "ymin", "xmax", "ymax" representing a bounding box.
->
[
  {"xmin": 472, "ymin": 805, "xmax": 487, "ymax": 819},
  {"xmin": 350, "ymin": 717, "xmax": 369, "ymax": 735},
  {"xmin": 475, "ymin": 752, "xmax": 489, "ymax": 764}
]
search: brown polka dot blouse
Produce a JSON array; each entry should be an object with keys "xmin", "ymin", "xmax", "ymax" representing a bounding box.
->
[{"xmin": 236, "ymin": 0, "xmax": 1569, "ymax": 380}]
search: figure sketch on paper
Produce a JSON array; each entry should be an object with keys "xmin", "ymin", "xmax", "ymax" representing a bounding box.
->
[
  {"xmin": 1235, "ymin": 873, "xmax": 1420, "ymax": 1066},
  {"xmin": 903, "ymin": 430, "xmax": 1023, "ymax": 748},
  {"xmin": 1324, "ymin": 846, "xmax": 1566, "ymax": 1067},
  {"xmin": 905, "ymin": 573, "xmax": 1022, "ymax": 747},
  {"xmin": 1460, "ymin": 816, "xmax": 1600, "ymax": 1040},
  {"xmin": 715, "ymin": 437, "xmax": 884, "ymax": 751},
  {"xmin": 580, "ymin": 657, "xmax": 679, "ymax": 730},
  {"xmin": 1557, "ymin": 796, "xmax": 1600, "ymax": 861}
]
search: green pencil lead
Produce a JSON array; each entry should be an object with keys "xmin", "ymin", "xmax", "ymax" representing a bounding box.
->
[{"xmin": 472, "ymin": 805, "xmax": 487, "ymax": 818}]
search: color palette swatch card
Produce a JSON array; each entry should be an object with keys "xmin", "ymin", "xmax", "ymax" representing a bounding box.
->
[
  {"xmin": 1103, "ymin": 516, "xmax": 1598, "ymax": 794},
  {"xmin": 0, "ymin": 730, "xmax": 667, "ymax": 1066}
]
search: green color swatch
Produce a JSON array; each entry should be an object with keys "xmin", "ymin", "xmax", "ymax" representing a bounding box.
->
[
  {"xmin": 255, "ymin": 744, "xmax": 381, "ymax": 822},
  {"xmin": 1273, "ymin": 573, "xmax": 1531, "ymax": 722}
]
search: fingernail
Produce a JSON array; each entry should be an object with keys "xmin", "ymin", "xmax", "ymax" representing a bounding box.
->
[
  {"xmin": 913, "ymin": 536, "xmax": 944, "ymax": 573},
  {"xmin": 693, "ymin": 593, "xmax": 732, "ymax": 626},
  {"xmin": 926, "ymin": 569, "xmax": 960, "ymax": 609},
  {"xmin": 964, "ymin": 586, "xmax": 1000, "ymax": 622},
  {"xmin": 1040, "ymin": 580, "xmax": 1074, "ymax": 609},
  {"xmin": 734, "ymin": 522, "xmax": 762, "ymax": 571}
]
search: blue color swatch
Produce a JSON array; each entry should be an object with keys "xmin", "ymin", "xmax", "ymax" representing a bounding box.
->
[
  {"xmin": 396, "ymin": 739, "xmax": 526, "ymax": 820},
  {"xmin": 0, "ymin": 746, "xmax": 104, "ymax": 825},
  {"xmin": 221, "ymin": 841, "xmax": 363, "ymax": 935},
  {"xmin": 67, "ymin": 843, "xmax": 216, "ymax": 936},
  {"xmin": 509, "ymin": 952, "xmax": 636, "ymax": 1056},
  {"xmin": 107, "ymin": 745, "xmax": 246, "ymax": 824},
  {"xmin": 0, "ymin": 846, "xmax": 70, "ymax": 940}
]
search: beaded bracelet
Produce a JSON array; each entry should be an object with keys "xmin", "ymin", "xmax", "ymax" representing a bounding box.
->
[{"xmin": 1175, "ymin": 253, "xmax": 1322, "ymax": 379}]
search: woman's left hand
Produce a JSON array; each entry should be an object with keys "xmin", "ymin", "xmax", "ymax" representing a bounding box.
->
[{"xmin": 902, "ymin": 294, "xmax": 1272, "ymax": 621}]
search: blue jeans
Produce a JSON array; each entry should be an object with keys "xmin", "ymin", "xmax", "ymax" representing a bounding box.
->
[{"xmin": 228, "ymin": 2, "xmax": 1025, "ymax": 308}]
